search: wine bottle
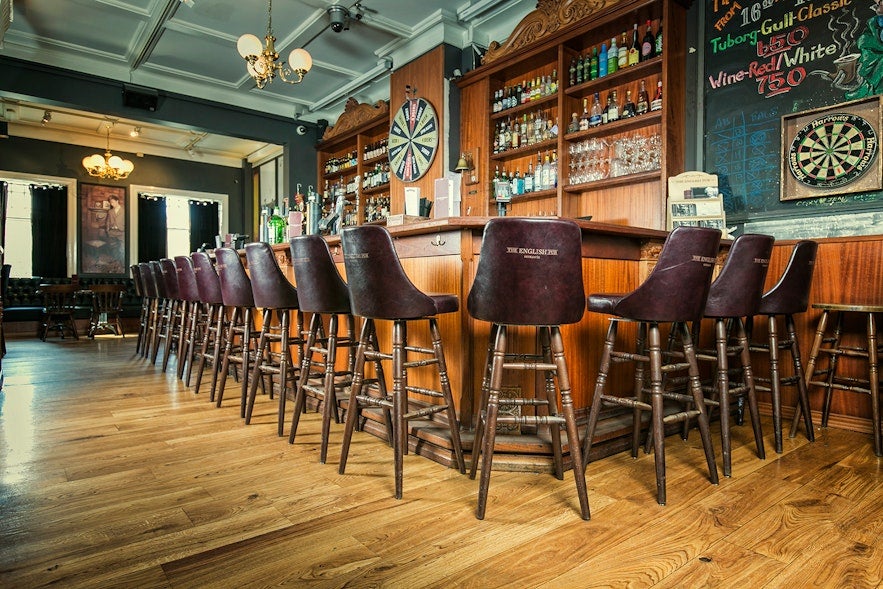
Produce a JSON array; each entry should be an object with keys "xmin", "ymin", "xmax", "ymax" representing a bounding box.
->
[
  {"xmin": 641, "ymin": 20, "xmax": 655, "ymax": 60},
  {"xmin": 608, "ymin": 37, "xmax": 618, "ymax": 75},
  {"xmin": 579, "ymin": 97, "xmax": 590, "ymax": 131},
  {"xmin": 650, "ymin": 80, "xmax": 663, "ymax": 111},
  {"xmin": 569, "ymin": 57, "xmax": 577, "ymax": 86},
  {"xmin": 618, "ymin": 32, "xmax": 628, "ymax": 69},
  {"xmin": 576, "ymin": 53, "xmax": 585, "ymax": 84},
  {"xmin": 621, "ymin": 89, "xmax": 636, "ymax": 119},
  {"xmin": 636, "ymin": 80, "xmax": 649, "ymax": 115},
  {"xmin": 607, "ymin": 89, "xmax": 619, "ymax": 122},
  {"xmin": 589, "ymin": 46, "xmax": 598, "ymax": 80},
  {"xmin": 655, "ymin": 21, "xmax": 663, "ymax": 55},
  {"xmin": 628, "ymin": 24, "xmax": 640, "ymax": 67}
]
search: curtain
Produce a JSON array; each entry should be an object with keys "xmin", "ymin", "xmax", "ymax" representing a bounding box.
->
[
  {"xmin": 0, "ymin": 181, "xmax": 7, "ymax": 264},
  {"xmin": 138, "ymin": 194, "xmax": 167, "ymax": 262},
  {"xmin": 189, "ymin": 200, "xmax": 219, "ymax": 253},
  {"xmin": 30, "ymin": 184, "xmax": 67, "ymax": 278}
]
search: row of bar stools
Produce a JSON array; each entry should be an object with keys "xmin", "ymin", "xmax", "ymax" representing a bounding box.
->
[
  {"xmin": 288, "ymin": 235, "xmax": 358, "ymax": 464},
  {"xmin": 747, "ymin": 240, "xmax": 818, "ymax": 453},
  {"xmin": 214, "ymin": 247, "xmax": 260, "ymax": 417},
  {"xmin": 582, "ymin": 226, "xmax": 722, "ymax": 506},
  {"xmin": 191, "ymin": 251, "xmax": 227, "ymax": 395},
  {"xmin": 467, "ymin": 218, "xmax": 590, "ymax": 520},
  {"xmin": 174, "ymin": 255, "xmax": 202, "ymax": 383},
  {"xmin": 800, "ymin": 302, "xmax": 883, "ymax": 456},
  {"xmin": 338, "ymin": 225, "xmax": 465, "ymax": 499},
  {"xmin": 245, "ymin": 242, "xmax": 304, "ymax": 437},
  {"xmin": 138, "ymin": 262, "xmax": 159, "ymax": 359}
]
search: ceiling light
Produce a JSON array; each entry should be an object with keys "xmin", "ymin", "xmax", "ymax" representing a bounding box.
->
[
  {"xmin": 130, "ymin": 126, "xmax": 141, "ymax": 137},
  {"xmin": 237, "ymin": 0, "xmax": 312, "ymax": 89},
  {"xmin": 41, "ymin": 110, "xmax": 51, "ymax": 125},
  {"xmin": 82, "ymin": 124, "xmax": 134, "ymax": 180}
]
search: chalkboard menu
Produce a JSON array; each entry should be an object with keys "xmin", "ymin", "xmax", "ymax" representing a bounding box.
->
[{"xmin": 704, "ymin": 0, "xmax": 883, "ymax": 219}]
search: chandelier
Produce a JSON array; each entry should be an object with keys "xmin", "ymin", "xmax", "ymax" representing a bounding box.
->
[
  {"xmin": 237, "ymin": 0, "xmax": 312, "ymax": 89},
  {"xmin": 82, "ymin": 124, "xmax": 135, "ymax": 180}
]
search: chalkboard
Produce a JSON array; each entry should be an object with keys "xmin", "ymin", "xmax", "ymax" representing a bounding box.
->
[{"xmin": 703, "ymin": 0, "xmax": 883, "ymax": 220}]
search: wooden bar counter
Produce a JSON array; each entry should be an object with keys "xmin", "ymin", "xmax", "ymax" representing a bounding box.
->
[{"xmin": 264, "ymin": 216, "xmax": 670, "ymax": 472}]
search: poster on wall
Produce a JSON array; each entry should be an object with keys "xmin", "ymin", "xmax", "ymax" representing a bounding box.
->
[
  {"xmin": 703, "ymin": 0, "xmax": 883, "ymax": 218},
  {"xmin": 79, "ymin": 183, "xmax": 127, "ymax": 275}
]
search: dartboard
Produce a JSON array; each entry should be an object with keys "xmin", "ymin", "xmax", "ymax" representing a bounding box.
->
[
  {"xmin": 788, "ymin": 113, "xmax": 878, "ymax": 188},
  {"xmin": 388, "ymin": 97, "xmax": 438, "ymax": 182}
]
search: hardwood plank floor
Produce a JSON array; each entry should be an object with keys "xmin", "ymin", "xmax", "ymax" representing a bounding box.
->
[{"xmin": 1, "ymin": 335, "xmax": 881, "ymax": 588}]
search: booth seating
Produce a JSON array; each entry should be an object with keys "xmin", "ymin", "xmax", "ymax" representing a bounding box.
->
[
  {"xmin": 467, "ymin": 217, "xmax": 590, "ymax": 520},
  {"xmin": 582, "ymin": 226, "xmax": 722, "ymax": 505},
  {"xmin": 338, "ymin": 225, "xmax": 465, "ymax": 500},
  {"xmin": 288, "ymin": 235, "xmax": 358, "ymax": 464}
]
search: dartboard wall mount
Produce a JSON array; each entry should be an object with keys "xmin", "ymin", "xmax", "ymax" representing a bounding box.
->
[{"xmin": 781, "ymin": 96, "xmax": 883, "ymax": 202}]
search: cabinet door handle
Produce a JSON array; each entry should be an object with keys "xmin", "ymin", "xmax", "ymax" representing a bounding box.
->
[{"xmin": 431, "ymin": 234, "xmax": 446, "ymax": 247}]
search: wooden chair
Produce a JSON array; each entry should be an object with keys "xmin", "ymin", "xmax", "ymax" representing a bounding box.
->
[
  {"xmin": 87, "ymin": 283, "xmax": 126, "ymax": 338},
  {"xmin": 39, "ymin": 283, "xmax": 80, "ymax": 341}
]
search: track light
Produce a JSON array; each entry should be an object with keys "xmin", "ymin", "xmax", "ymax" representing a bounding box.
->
[
  {"xmin": 41, "ymin": 110, "xmax": 52, "ymax": 125},
  {"xmin": 130, "ymin": 126, "xmax": 141, "ymax": 137}
]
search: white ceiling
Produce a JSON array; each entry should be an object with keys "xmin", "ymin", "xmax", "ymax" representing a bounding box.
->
[{"xmin": 0, "ymin": 0, "xmax": 535, "ymax": 164}]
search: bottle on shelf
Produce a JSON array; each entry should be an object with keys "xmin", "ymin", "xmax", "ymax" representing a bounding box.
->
[
  {"xmin": 511, "ymin": 118, "xmax": 520, "ymax": 149},
  {"xmin": 569, "ymin": 56, "xmax": 577, "ymax": 86},
  {"xmin": 576, "ymin": 53, "xmax": 585, "ymax": 84},
  {"xmin": 607, "ymin": 89, "xmax": 620, "ymax": 122},
  {"xmin": 618, "ymin": 32, "xmax": 628, "ymax": 69},
  {"xmin": 621, "ymin": 89, "xmax": 637, "ymax": 118},
  {"xmin": 628, "ymin": 23, "xmax": 640, "ymax": 66},
  {"xmin": 608, "ymin": 36, "xmax": 618, "ymax": 75},
  {"xmin": 589, "ymin": 46, "xmax": 599, "ymax": 80},
  {"xmin": 589, "ymin": 92, "xmax": 603, "ymax": 127},
  {"xmin": 568, "ymin": 112, "xmax": 580, "ymax": 134},
  {"xmin": 512, "ymin": 167, "xmax": 525, "ymax": 195},
  {"xmin": 525, "ymin": 160, "xmax": 535, "ymax": 193},
  {"xmin": 598, "ymin": 43, "xmax": 608, "ymax": 78},
  {"xmin": 579, "ymin": 97, "xmax": 590, "ymax": 131},
  {"xmin": 650, "ymin": 80, "xmax": 663, "ymax": 111},
  {"xmin": 549, "ymin": 150, "xmax": 558, "ymax": 188},
  {"xmin": 642, "ymin": 20, "xmax": 655, "ymax": 60},
  {"xmin": 550, "ymin": 69, "xmax": 558, "ymax": 94},
  {"xmin": 540, "ymin": 152, "xmax": 552, "ymax": 190},
  {"xmin": 636, "ymin": 80, "xmax": 650, "ymax": 115},
  {"xmin": 655, "ymin": 21, "xmax": 663, "ymax": 55},
  {"xmin": 268, "ymin": 207, "xmax": 286, "ymax": 245}
]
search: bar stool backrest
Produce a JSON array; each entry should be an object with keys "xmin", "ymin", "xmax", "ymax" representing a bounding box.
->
[
  {"xmin": 468, "ymin": 217, "xmax": 585, "ymax": 326},
  {"xmin": 289, "ymin": 235, "xmax": 351, "ymax": 314},
  {"xmin": 191, "ymin": 252, "xmax": 223, "ymax": 305},
  {"xmin": 245, "ymin": 242, "xmax": 299, "ymax": 310},
  {"xmin": 130, "ymin": 264, "xmax": 143, "ymax": 298},
  {"xmin": 214, "ymin": 247, "xmax": 255, "ymax": 308},
  {"xmin": 614, "ymin": 226, "xmax": 722, "ymax": 322},
  {"xmin": 139, "ymin": 263, "xmax": 158, "ymax": 299},
  {"xmin": 174, "ymin": 256, "xmax": 200, "ymax": 302},
  {"xmin": 341, "ymin": 225, "xmax": 437, "ymax": 320},
  {"xmin": 704, "ymin": 233, "xmax": 775, "ymax": 318},
  {"xmin": 159, "ymin": 258, "xmax": 180, "ymax": 300},
  {"xmin": 757, "ymin": 240, "xmax": 818, "ymax": 315},
  {"xmin": 150, "ymin": 261, "xmax": 168, "ymax": 299}
]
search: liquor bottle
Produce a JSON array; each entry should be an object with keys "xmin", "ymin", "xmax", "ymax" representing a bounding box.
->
[
  {"xmin": 618, "ymin": 32, "xmax": 628, "ymax": 69},
  {"xmin": 568, "ymin": 112, "xmax": 580, "ymax": 133},
  {"xmin": 598, "ymin": 43, "xmax": 608, "ymax": 78},
  {"xmin": 569, "ymin": 56, "xmax": 577, "ymax": 86},
  {"xmin": 607, "ymin": 89, "xmax": 620, "ymax": 122},
  {"xmin": 549, "ymin": 151, "xmax": 558, "ymax": 188},
  {"xmin": 513, "ymin": 168, "xmax": 525, "ymax": 195},
  {"xmin": 579, "ymin": 97, "xmax": 590, "ymax": 131},
  {"xmin": 576, "ymin": 53, "xmax": 585, "ymax": 84},
  {"xmin": 628, "ymin": 24, "xmax": 640, "ymax": 66},
  {"xmin": 621, "ymin": 89, "xmax": 637, "ymax": 118},
  {"xmin": 533, "ymin": 75, "xmax": 541, "ymax": 100},
  {"xmin": 525, "ymin": 160, "xmax": 535, "ymax": 193},
  {"xmin": 642, "ymin": 20, "xmax": 655, "ymax": 60},
  {"xmin": 655, "ymin": 21, "xmax": 663, "ymax": 55},
  {"xmin": 608, "ymin": 37, "xmax": 618, "ymax": 75},
  {"xmin": 589, "ymin": 46, "xmax": 598, "ymax": 80},
  {"xmin": 650, "ymin": 80, "xmax": 663, "ymax": 111},
  {"xmin": 589, "ymin": 92, "xmax": 603, "ymax": 127},
  {"xmin": 268, "ymin": 207, "xmax": 286, "ymax": 244},
  {"xmin": 550, "ymin": 69, "xmax": 558, "ymax": 94},
  {"xmin": 535, "ymin": 152, "xmax": 544, "ymax": 189},
  {"xmin": 541, "ymin": 152, "xmax": 552, "ymax": 190},
  {"xmin": 521, "ymin": 114, "xmax": 529, "ymax": 144},
  {"xmin": 510, "ymin": 118, "xmax": 520, "ymax": 149},
  {"xmin": 636, "ymin": 80, "xmax": 650, "ymax": 115}
]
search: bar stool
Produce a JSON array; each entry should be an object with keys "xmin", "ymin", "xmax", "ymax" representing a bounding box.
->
[
  {"xmin": 130, "ymin": 264, "xmax": 148, "ymax": 355},
  {"xmin": 800, "ymin": 303, "xmax": 882, "ymax": 456},
  {"xmin": 158, "ymin": 258, "xmax": 184, "ymax": 373},
  {"xmin": 338, "ymin": 225, "xmax": 466, "ymax": 499},
  {"xmin": 747, "ymin": 240, "xmax": 818, "ymax": 453},
  {"xmin": 688, "ymin": 233, "xmax": 775, "ymax": 477},
  {"xmin": 191, "ymin": 252, "xmax": 226, "ymax": 395},
  {"xmin": 149, "ymin": 260, "xmax": 170, "ymax": 364},
  {"xmin": 582, "ymin": 226, "xmax": 721, "ymax": 506},
  {"xmin": 467, "ymin": 217, "xmax": 590, "ymax": 520},
  {"xmin": 214, "ymin": 247, "xmax": 259, "ymax": 416},
  {"xmin": 245, "ymin": 242, "xmax": 304, "ymax": 437},
  {"xmin": 288, "ymin": 235, "xmax": 358, "ymax": 463},
  {"xmin": 138, "ymin": 262, "xmax": 160, "ymax": 360},
  {"xmin": 174, "ymin": 255, "xmax": 202, "ymax": 383}
]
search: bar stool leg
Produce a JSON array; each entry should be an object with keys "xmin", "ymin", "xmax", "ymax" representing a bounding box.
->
[
  {"xmin": 246, "ymin": 309, "xmax": 272, "ymax": 425},
  {"xmin": 469, "ymin": 323, "xmax": 498, "ymax": 479},
  {"xmin": 429, "ymin": 318, "xmax": 465, "ymax": 474},
  {"xmin": 867, "ymin": 313, "xmax": 882, "ymax": 456},
  {"xmin": 735, "ymin": 317, "xmax": 765, "ymax": 462},
  {"xmin": 475, "ymin": 324, "xmax": 507, "ymax": 519},
  {"xmin": 680, "ymin": 322, "xmax": 719, "ymax": 490},
  {"xmin": 792, "ymin": 308, "xmax": 831, "ymax": 437},
  {"xmin": 290, "ymin": 313, "xmax": 321, "ymax": 447},
  {"xmin": 339, "ymin": 318, "xmax": 374, "ymax": 474},
  {"xmin": 541, "ymin": 326, "xmax": 564, "ymax": 481},
  {"xmin": 392, "ymin": 319, "xmax": 406, "ymax": 498},
  {"xmin": 786, "ymin": 313, "xmax": 815, "ymax": 442},
  {"xmin": 713, "ymin": 317, "xmax": 733, "ymax": 477},
  {"xmin": 582, "ymin": 319, "xmax": 618, "ymax": 468},
  {"xmin": 767, "ymin": 315, "xmax": 785, "ymax": 454}
]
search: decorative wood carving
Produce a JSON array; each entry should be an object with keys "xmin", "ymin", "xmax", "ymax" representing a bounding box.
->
[
  {"xmin": 321, "ymin": 98, "xmax": 390, "ymax": 142},
  {"xmin": 482, "ymin": 0, "xmax": 624, "ymax": 65}
]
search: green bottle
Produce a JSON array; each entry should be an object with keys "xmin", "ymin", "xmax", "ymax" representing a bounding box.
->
[{"xmin": 589, "ymin": 46, "xmax": 598, "ymax": 80}]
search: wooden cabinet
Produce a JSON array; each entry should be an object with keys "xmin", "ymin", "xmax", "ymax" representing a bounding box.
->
[
  {"xmin": 457, "ymin": 0, "xmax": 689, "ymax": 230},
  {"xmin": 316, "ymin": 99, "xmax": 391, "ymax": 226}
]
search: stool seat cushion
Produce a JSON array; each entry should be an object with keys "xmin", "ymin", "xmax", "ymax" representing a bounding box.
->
[
  {"xmin": 587, "ymin": 293, "xmax": 625, "ymax": 315},
  {"xmin": 428, "ymin": 293, "xmax": 458, "ymax": 315}
]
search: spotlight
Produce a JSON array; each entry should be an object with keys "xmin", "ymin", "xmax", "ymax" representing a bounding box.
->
[
  {"xmin": 41, "ymin": 110, "xmax": 52, "ymax": 125},
  {"xmin": 130, "ymin": 126, "xmax": 141, "ymax": 138}
]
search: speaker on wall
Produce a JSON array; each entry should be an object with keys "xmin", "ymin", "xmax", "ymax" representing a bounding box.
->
[{"xmin": 122, "ymin": 84, "xmax": 159, "ymax": 112}]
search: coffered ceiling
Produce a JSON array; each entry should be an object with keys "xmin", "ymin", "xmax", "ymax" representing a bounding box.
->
[{"xmin": 0, "ymin": 0, "xmax": 534, "ymax": 163}]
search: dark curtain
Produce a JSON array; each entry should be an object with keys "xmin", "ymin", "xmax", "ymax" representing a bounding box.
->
[
  {"xmin": 30, "ymin": 184, "xmax": 67, "ymax": 278},
  {"xmin": 189, "ymin": 200, "xmax": 219, "ymax": 253},
  {"xmin": 0, "ymin": 181, "xmax": 7, "ymax": 263},
  {"xmin": 138, "ymin": 195, "xmax": 167, "ymax": 262}
]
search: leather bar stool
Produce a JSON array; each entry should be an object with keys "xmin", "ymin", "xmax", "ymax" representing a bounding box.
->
[
  {"xmin": 244, "ymin": 242, "xmax": 305, "ymax": 437},
  {"xmin": 130, "ymin": 264, "xmax": 149, "ymax": 355},
  {"xmin": 149, "ymin": 260, "xmax": 170, "ymax": 364},
  {"xmin": 747, "ymin": 240, "xmax": 818, "ymax": 453},
  {"xmin": 467, "ymin": 217, "xmax": 590, "ymax": 520},
  {"xmin": 582, "ymin": 226, "xmax": 721, "ymax": 506},
  {"xmin": 214, "ymin": 247, "xmax": 260, "ymax": 416},
  {"xmin": 798, "ymin": 302, "xmax": 882, "ymax": 456},
  {"xmin": 174, "ymin": 255, "xmax": 202, "ymax": 383},
  {"xmin": 688, "ymin": 233, "xmax": 775, "ymax": 477},
  {"xmin": 158, "ymin": 258, "xmax": 184, "ymax": 373},
  {"xmin": 288, "ymin": 235, "xmax": 358, "ymax": 463},
  {"xmin": 191, "ymin": 252, "xmax": 226, "ymax": 396},
  {"xmin": 338, "ymin": 225, "xmax": 466, "ymax": 499},
  {"xmin": 138, "ymin": 262, "xmax": 160, "ymax": 360}
]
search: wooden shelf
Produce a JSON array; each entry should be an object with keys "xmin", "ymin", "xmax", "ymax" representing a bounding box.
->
[
  {"xmin": 490, "ymin": 92, "xmax": 558, "ymax": 120},
  {"xmin": 489, "ymin": 137, "xmax": 559, "ymax": 162},
  {"xmin": 563, "ymin": 111, "xmax": 662, "ymax": 142},
  {"xmin": 362, "ymin": 183, "xmax": 390, "ymax": 196},
  {"xmin": 563, "ymin": 169, "xmax": 661, "ymax": 193},
  {"xmin": 564, "ymin": 56, "xmax": 663, "ymax": 98}
]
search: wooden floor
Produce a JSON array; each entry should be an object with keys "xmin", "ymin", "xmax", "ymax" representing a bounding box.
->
[{"xmin": 1, "ymin": 335, "xmax": 881, "ymax": 588}]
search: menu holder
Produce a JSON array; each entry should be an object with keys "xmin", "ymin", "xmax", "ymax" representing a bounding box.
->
[{"xmin": 667, "ymin": 171, "xmax": 727, "ymax": 236}]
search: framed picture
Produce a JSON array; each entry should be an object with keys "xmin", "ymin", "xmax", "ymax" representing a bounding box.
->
[
  {"xmin": 781, "ymin": 96, "xmax": 882, "ymax": 201},
  {"xmin": 78, "ymin": 183, "xmax": 127, "ymax": 275}
]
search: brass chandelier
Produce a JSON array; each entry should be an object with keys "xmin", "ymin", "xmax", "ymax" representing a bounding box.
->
[
  {"xmin": 237, "ymin": 0, "xmax": 313, "ymax": 89},
  {"xmin": 82, "ymin": 124, "xmax": 134, "ymax": 180}
]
